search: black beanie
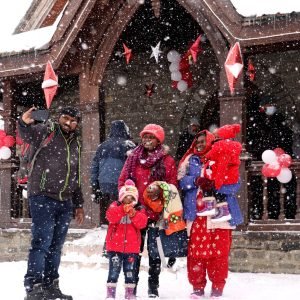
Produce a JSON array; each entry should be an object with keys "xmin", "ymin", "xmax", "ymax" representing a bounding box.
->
[{"xmin": 60, "ymin": 106, "xmax": 81, "ymax": 122}]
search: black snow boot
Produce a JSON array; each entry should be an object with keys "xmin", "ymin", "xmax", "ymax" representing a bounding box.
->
[
  {"xmin": 43, "ymin": 279, "xmax": 73, "ymax": 300},
  {"xmin": 148, "ymin": 285, "xmax": 159, "ymax": 298},
  {"xmin": 24, "ymin": 284, "xmax": 45, "ymax": 300}
]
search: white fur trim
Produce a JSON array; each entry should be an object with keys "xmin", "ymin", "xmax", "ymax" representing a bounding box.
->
[{"xmin": 42, "ymin": 79, "xmax": 58, "ymax": 88}]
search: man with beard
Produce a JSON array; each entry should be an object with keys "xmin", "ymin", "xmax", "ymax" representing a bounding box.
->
[
  {"xmin": 176, "ymin": 118, "xmax": 200, "ymax": 161},
  {"xmin": 18, "ymin": 107, "xmax": 84, "ymax": 300}
]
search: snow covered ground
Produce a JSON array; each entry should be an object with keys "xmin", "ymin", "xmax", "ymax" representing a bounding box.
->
[{"xmin": 1, "ymin": 228, "xmax": 299, "ymax": 300}]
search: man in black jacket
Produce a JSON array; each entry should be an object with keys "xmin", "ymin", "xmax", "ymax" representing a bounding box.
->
[{"xmin": 18, "ymin": 107, "xmax": 84, "ymax": 300}]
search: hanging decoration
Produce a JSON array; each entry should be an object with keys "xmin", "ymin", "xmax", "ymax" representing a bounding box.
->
[
  {"xmin": 224, "ymin": 42, "xmax": 244, "ymax": 94},
  {"xmin": 123, "ymin": 43, "xmax": 132, "ymax": 64},
  {"xmin": 0, "ymin": 129, "xmax": 15, "ymax": 160},
  {"xmin": 261, "ymin": 148, "xmax": 293, "ymax": 183},
  {"xmin": 151, "ymin": 0, "xmax": 161, "ymax": 18},
  {"xmin": 247, "ymin": 59, "xmax": 255, "ymax": 82},
  {"xmin": 144, "ymin": 84, "xmax": 156, "ymax": 97},
  {"xmin": 150, "ymin": 41, "xmax": 162, "ymax": 63},
  {"xmin": 188, "ymin": 35, "xmax": 201, "ymax": 63},
  {"xmin": 167, "ymin": 36, "xmax": 201, "ymax": 92},
  {"xmin": 42, "ymin": 61, "xmax": 58, "ymax": 109}
]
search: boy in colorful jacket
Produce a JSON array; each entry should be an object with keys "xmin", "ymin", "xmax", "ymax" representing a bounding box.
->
[{"xmin": 105, "ymin": 179, "xmax": 148, "ymax": 300}]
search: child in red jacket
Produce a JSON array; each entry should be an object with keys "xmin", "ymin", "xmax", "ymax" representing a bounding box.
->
[
  {"xmin": 197, "ymin": 124, "xmax": 243, "ymax": 226},
  {"xmin": 105, "ymin": 179, "xmax": 148, "ymax": 300}
]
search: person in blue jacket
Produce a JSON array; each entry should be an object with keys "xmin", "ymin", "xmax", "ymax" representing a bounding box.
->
[{"xmin": 90, "ymin": 120, "xmax": 135, "ymax": 226}]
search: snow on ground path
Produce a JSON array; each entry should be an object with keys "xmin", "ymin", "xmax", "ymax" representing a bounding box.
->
[{"xmin": 1, "ymin": 260, "xmax": 299, "ymax": 300}]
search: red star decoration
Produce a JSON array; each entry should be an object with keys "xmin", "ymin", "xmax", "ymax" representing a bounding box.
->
[
  {"xmin": 144, "ymin": 84, "xmax": 155, "ymax": 97},
  {"xmin": 123, "ymin": 43, "xmax": 132, "ymax": 64},
  {"xmin": 247, "ymin": 59, "xmax": 255, "ymax": 82},
  {"xmin": 188, "ymin": 35, "xmax": 201, "ymax": 63}
]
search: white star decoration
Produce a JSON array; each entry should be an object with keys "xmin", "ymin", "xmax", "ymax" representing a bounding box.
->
[{"xmin": 150, "ymin": 41, "xmax": 162, "ymax": 63}]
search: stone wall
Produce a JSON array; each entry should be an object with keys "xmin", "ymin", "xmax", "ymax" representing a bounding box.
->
[
  {"xmin": 230, "ymin": 231, "xmax": 300, "ymax": 274},
  {"xmin": 0, "ymin": 229, "xmax": 87, "ymax": 262},
  {"xmin": 1, "ymin": 229, "xmax": 299, "ymax": 274}
]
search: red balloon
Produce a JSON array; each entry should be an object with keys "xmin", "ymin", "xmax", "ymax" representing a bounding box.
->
[
  {"xmin": 278, "ymin": 154, "xmax": 292, "ymax": 168},
  {"xmin": 16, "ymin": 135, "xmax": 23, "ymax": 145},
  {"xmin": 262, "ymin": 163, "xmax": 281, "ymax": 177},
  {"xmin": 273, "ymin": 148, "xmax": 285, "ymax": 156},
  {"xmin": 0, "ymin": 138, "xmax": 4, "ymax": 148},
  {"xmin": 3, "ymin": 135, "xmax": 15, "ymax": 148},
  {"xmin": 0, "ymin": 130, "xmax": 6, "ymax": 139}
]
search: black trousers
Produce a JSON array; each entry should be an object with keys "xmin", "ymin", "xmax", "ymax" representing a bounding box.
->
[
  {"xmin": 135, "ymin": 225, "xmax": 161, "ymax": 288},
  {"xmin": 250, "ymin": 175, "xmax": 297, "ymax": 220}
]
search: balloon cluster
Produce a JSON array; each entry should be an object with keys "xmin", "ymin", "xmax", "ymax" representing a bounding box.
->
[
  {"xmin": 0, "ymin": 130, "xmax": 15, "ymax": 160},
  {"xmin": 167, "ymin": 50, "xmax": 192, "ymax": 92},
  {"xmin": 261, "ymin": 148, "xmax": 292, "ymax": 183}
]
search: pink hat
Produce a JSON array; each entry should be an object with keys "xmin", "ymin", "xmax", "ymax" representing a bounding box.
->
[
  {"xmin": 119, "ymin": 179, "xmax": 139, "ymax": 204},
  {"xmin": 216, "ymin": 124, "xmax": 240, "ymax": 139},
  {"xmin": 139, "ymin": 124, "xmax": 165, "ymax": 143}
]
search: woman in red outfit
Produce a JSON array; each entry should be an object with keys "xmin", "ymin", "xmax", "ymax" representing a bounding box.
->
[
  {"xmin": 119, "ymin": 124, "xmax": 177, "ymax": 298},
  {"xmin": 178, "ymin": 131, "xmax": 234, "ymax": 299}
]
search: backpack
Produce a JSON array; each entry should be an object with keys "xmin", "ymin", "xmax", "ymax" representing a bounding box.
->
[{"xmin": 17, "ymin": 123, "xmax": 56, "ymax": 185}]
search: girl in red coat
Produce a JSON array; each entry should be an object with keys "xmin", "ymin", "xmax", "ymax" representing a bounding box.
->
[
  {"xmin": 119, "ymin": 124, "xmax": 177, "ymax": 298},
  {"xmin": 105, "ymin": 179, "xmax": 148, "ymax": 300}
]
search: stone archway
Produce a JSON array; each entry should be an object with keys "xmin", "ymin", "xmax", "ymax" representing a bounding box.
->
[
  {"xmin": 93, "ymin": 0, "xmax": 227, "ymax": 150},
  {"xmin": 90, "ymin": 0, "xmax": 228, "ymax": 87}
]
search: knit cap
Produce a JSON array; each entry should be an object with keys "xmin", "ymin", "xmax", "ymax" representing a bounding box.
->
[
  {"xmin": 215, "ymin": 124, "xmax": 240, "ymax": 139},
  {"xmin": 119, "ymin": 179, "xmax": 139, "ymax": 204},
  {"xmin": 139, "ymin": 124, "xmax": 165, "ymax": 143}
]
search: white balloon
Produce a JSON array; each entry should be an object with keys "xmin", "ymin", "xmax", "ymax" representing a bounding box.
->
[
  {"xmin": 0, "ymin": 146, "xmax": 11, "ymax": 160},
  {"xmin": 22, "ymin": 188, "xmax": 28, "ymax": 199},
  {"xmin": 177, "ymin": 80, "xmax": 188, "ymax": 92},
  {"xmin": 262, "ymin": 150, "xmax": 277, "ymax": 164},
  {"xmin": 276, "ymin": 168, "xmax": 292, "ymax": 183},
  {"xmin": 167, "ymin": 50, "xmax": 181, "ymax": 62},
  {"xmin": 169, "ymin": 62, "xmax": 180, "ymax": 72},
  {"xmin": 171, "ymin": 71, "xmax": 182, "ymax": 81}
]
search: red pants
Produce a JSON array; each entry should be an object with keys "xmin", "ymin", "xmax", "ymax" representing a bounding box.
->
[{"xmin": 187, "ymin": 254, "xmax": 229, "ymax": 293}]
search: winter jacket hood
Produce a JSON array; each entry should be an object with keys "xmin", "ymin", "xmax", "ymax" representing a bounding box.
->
[{"xmin": 109, "ymin": 120, "xmax": 130, "ymax": 139}]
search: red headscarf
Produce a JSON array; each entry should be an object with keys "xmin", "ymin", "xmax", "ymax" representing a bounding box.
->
[{"xmin": 179, "ymin": 130, "xmax": 215, "ymax": 166}]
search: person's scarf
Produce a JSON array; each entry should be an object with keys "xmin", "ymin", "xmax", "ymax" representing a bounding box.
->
[{"xmin": 123, "ymin": 144, "xmax": 166, "ymax": 183}]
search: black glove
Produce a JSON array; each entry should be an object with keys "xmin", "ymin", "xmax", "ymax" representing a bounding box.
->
[{"xmin": 91, "ymin": 183, "xmax": 101, "ymax": 204}]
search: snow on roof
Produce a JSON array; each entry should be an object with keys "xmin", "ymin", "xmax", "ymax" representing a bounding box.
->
[
  {"xmin": 0, "ymin": 3, "xmax": 65, "ymax": 55},
  {"xmin": 231, "ymin": 0, "xmax": 300, "ymax": 17},
  {"xmin": 0, "ymin": 0, "xmax": 33, "ymax": 38},
  {"xmin": 0, "ymin": 25, "xmax": 57, "ymax": 55}
]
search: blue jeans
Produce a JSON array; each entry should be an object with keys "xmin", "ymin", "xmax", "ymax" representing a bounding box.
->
[
  {"xmin": 107, "ymin": 252, "xmax": 139, "ymax": 284},
  {"xmin": 24, "ymin": 195, "xmax": 73, "ymax": 290}
]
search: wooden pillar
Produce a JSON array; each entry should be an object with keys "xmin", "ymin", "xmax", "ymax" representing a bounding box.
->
[
  {"xmin": 78, "ymin": 70, "xmax": 101, "ymax": 227},
  {"xmin": 0, "ymin": 80, "xmax": 17, "ymax": 226},
  {"xmin": 219, "ymin": 87, "xmax": 250, "ymax": 226}
]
